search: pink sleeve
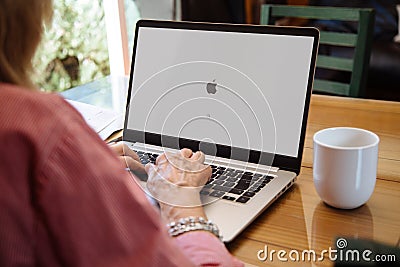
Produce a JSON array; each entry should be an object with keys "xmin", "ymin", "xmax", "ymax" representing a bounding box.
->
[
  {"xmin": 0, "ymin": 89, "xmax": 243, "ymax": 267},
  {"xmin": 175, "ymin": 232, "xmax": 244, "ymax": 267},
  {"xmin": 35, "ymin": 98, "xmax": 243, "ymax": 266}
]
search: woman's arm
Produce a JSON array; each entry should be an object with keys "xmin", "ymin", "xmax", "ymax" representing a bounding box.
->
[{"xmin": 36, "ymin": 97, "xmax": 242, "ymax": 266}]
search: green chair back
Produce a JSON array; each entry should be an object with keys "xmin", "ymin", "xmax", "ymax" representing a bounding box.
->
[{"xmin": 261, "ymin": 5, "xmax": 375, "ymax": 97}]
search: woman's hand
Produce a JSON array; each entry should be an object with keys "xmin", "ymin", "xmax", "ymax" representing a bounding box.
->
[
  {"xmin": 146, "ymin": 148, "xmax": 211, "ymax": 188},
  {"xmin": 145, "ymin": 148, "xmax": 212, "ymax": 221},
  {"xmin": 108, "ymin": 142, "xmax": 146, "ymax": 174}
]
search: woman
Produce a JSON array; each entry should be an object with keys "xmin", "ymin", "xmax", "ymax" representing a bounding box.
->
[{"xmin": 0, "ymin": 1, "xmax": 243, "ymax": 266}]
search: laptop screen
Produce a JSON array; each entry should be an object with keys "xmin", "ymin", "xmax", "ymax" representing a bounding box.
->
[{"xmin": 125, "ymin": 20, "xmax": 318, "ymax": 172}]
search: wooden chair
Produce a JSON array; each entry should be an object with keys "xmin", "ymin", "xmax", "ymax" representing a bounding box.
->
[{"xmin": 260, "ymin": 4, "xmax": 375, "ymax": 97}]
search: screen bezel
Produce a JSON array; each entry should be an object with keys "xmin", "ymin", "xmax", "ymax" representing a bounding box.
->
[{"xmin": 123, "ymin": 20, "xmax": 319, "ymax": 174}]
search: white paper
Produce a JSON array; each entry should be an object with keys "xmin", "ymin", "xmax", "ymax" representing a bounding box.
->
[{"xmin": 66, "ymin": 99, "xmax": 123, "ymax": 140}]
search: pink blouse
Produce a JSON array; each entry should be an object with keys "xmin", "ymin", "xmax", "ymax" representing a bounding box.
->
[{"xmin": 0, "ymin": 83, "xmax": 243, "ymax": 267}]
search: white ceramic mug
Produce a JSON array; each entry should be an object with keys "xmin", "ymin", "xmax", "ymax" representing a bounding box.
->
[{"xmin": 313, "ymin": 127, "xmax": 379, "ymax": 209}]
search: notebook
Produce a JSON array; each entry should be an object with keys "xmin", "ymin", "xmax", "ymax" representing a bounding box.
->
[{"xmin": 123, "ymin": 20, "xmax": 319, "ymax": 242}]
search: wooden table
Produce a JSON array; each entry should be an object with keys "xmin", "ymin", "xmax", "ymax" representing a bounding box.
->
[{"xmin": 228, "ymin": 94, "xmax": 400, "ymax": 266}]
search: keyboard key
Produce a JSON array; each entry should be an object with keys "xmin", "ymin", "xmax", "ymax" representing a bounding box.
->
[
  {"xmin": 253, "ymin": 182, "xmax": 262, "ymax": 186},
  {"xmin": 213, "ymin": 185, "xmax": 231, "ymax": 192},
  {"xmin": 250, "ymin": 179, "xmax": 261, "ymax": 185},
  {"xmin": 216, "ymin": 175, "xmax": 228, "ymax": 181},
  {"xmin": 211, "ymin": 173, "xmax": 219, "ymax": 178},
  {"xmin": 226, "ymin": 177, "xmax": 238, "ymax": 183},
  {"xmin": 248, "ymin": 187, "xmax": 260, "ymax": 193},
  {"xmin": 229, "ymin": 188, "xmax": 244, "ymax": 195},
  {"xmin": 224, "ymin": 171, "xmax": 236, "ymax": 177},
  {"xmin": 215, "ymin": 169, "xmax": 225, "ymax": 175},
  {"xmin": 261, "ymin": 179, "xmax": 271, "ymax": 185},
  {"xmin": 241, "ymin": 174, "xmax": 254, "ymax": 181},
  {"xmin": 236, "ymin": 196, "xmax": 250, "ymax": 203},
  {"xmin": 222, "ymin": 196, "xmax": 236, "ymax": 201},
  {"xmin": 139, "ymin": 152, "xmax": 159, "ymax": 164},
  {"xmin": 200, "ymin": 190, "xmax": 210, "ymax": 195},
  {"xmin": 243, "ymin": 191, "xmax": 256, "ymax": 197},
  {"xmin": 244, "ymin": 171, "xmax": 254, "ymax": 176},
  {"xmin": 234, "ymin": 179, "xmax": 251, "ymax": 190},
  {"xmin": 210, "ymin": 191, "xmax": 225, "ymax": 198},
  {"xmin": 223, "ymin": 181, "xmax": 235, "ymax": 188},
  {"xmin": 213, "ymin": 180, "xmax": 225, "ymax": 185}
]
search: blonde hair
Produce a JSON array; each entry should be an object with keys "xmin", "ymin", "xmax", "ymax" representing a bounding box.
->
[{"xmin": 0, "ymin": 0, "xmax": 53, "ymax": 89}]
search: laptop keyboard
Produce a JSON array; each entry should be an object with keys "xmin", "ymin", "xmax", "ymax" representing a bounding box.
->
[{"xmin": 135, "ymin": 150, "xmax": 275, "ymax": 204}]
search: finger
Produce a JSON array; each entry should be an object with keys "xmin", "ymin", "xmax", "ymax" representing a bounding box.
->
[
  {"xmin": 145, "ymin": 163, "xmax": 161, "ymax": 181},
  {"xmin": 121, "ymin": 143, "xmax": 140, "ymax": 161},
  {"xmin": 145, "ymin": 163, "xmax": 155, "ymax": 174},
  {"xmin": 119, "ymin": 156, "xmax": 144, "ymax": 171},
  {"xmin": 205, "ymin": 165, "xmax": 212, "ymax": 178},
  {"xmin": 155, "ymin": 153, "xmax": 167, "ymax": 165},
  {"xmin": 201, "ymin": 165, "xmax": 213, "ymax": 185},
  {"xmin": 180, "ymin": 148, "xmax": 193, "ymax": 158},
  {"xmin": 122, "ymin": 156, "xmax": 146, "ymax": 173},
  {"xmin": 109, "ymin": 142, "xmax": 140, "ymax": 161},
  {"xmin": 191, "ymin": 151, "xmax": 205, "ymax": 163},
  {"xmin": 108, "ymin": 142, "xmax": 123, "ymax": 154}
]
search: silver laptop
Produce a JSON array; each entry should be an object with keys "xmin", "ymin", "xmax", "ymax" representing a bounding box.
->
[{"xmin": 123, "ymin": 20, "xmax": 319, "ymax": 242}]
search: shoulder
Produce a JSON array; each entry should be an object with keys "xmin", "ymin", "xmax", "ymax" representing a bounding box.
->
[
  {"xmin": 0, "ymin": 83, "xmax": 92, "ymax": 165},
  {"xmin": 0, "ymin": 83, "xmax": 82, "ymax": 123},
  {"xmin": 0, "ymin": 83, "xmax": 87, "ymax": 136}
]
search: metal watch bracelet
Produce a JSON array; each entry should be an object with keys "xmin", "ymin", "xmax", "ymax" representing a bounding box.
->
[{"xmin": 167, "ymin": 216, "xmax": 223, "ymax": 241}]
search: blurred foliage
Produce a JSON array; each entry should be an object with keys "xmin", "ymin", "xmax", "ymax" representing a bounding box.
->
[{"xmin": 33, "ymin": 0, "xmax": 110, "ymax": 92}]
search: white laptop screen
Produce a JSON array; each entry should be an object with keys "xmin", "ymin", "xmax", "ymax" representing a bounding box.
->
[{"xmin": 126, "ymin": 22, "xmax": 316, "ymax": 161}]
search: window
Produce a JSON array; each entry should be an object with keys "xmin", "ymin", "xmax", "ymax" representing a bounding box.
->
[
  {"xmin": 33, "ymin": 0, "xmax": 175, "ymax": 92},
  {"xmin": 33, "ymin": 0, "xmax": 111, "ymax": 92}
]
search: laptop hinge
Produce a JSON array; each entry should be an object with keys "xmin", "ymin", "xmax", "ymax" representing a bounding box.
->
[
  {"xmin": 203, "ymin": 157, "xmax": 279, "ymax": 174},
  {"xmin": 127, "ymin": 142, "xmax": 279, "ymax": 174}
]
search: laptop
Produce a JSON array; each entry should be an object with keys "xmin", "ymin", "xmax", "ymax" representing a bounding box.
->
[{"xmin": 123, "ymin": 20, "xmax": 319, "ymax": 242}]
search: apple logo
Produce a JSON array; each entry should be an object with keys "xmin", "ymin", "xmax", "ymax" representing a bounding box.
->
[{"xmin": 206, "ymin": 79, "xmax": 217, "ymax": 94}]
